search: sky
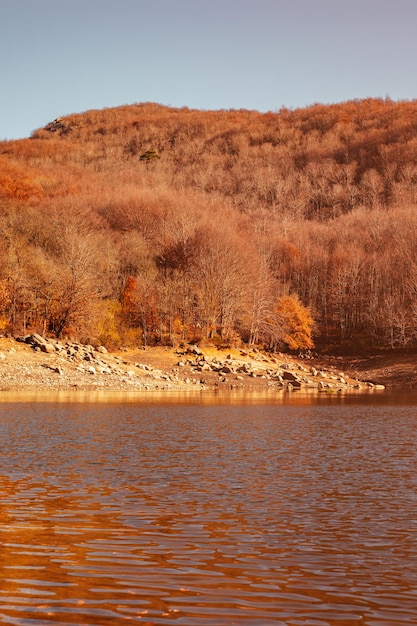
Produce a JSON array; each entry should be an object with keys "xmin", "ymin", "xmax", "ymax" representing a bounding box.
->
[{"xmin": 1, "ymin": 0, "xmax": 417, "ymax": 140}]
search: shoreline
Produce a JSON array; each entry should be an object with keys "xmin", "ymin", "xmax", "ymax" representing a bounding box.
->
[{"xmin": 0, "ymin": 335, "xmax": 393, "ymax": 396}]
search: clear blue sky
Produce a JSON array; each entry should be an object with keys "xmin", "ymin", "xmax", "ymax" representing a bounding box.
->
[{"xmin": 1, "ymin": 0, "xmax": 417, "ymax": 140}]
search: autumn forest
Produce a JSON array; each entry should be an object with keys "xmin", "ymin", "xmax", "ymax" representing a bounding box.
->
[{"xmin": 1, "ymin": 98, "xmax": 417, "ymax": 353}]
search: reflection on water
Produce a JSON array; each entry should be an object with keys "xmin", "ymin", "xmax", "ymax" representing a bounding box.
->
[
  {"xmin": 0, "ymin": 386, "xmax": 397, "ymax": 404},
  {"xmin": 0, "ymin": 398, "xmax": 417, "ymax": 624}
]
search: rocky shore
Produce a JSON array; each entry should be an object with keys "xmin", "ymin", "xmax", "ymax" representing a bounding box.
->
[{"xmin": 0, "ymin": 335, "xmax": 385, "ymax": 395}]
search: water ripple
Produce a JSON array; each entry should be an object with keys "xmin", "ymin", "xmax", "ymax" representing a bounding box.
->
[{"xmin": 0, "ymin": 401, "xmax": 416, "ymax": 623}]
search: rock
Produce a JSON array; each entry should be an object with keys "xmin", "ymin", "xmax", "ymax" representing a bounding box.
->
[
  {"xmin": 15, "ymin": 336, "xmax": 28, "ymax": 343},
  {"xmin": 30, "ymin": 333, "xmax": 47, "ymax": 346},
  {"xmin": 87, "ymin": 366, "xmax": 96, "ymax": 375},
  {"xmin": 288, "ymin": 380, "xmax": 303, "ymax": 389},
  {"xmin": 282, "ymin": 371, "xmax": 301, "ymax": 382},
  {"xmin": 26, "ymin": 334, "xmax": 52, "ymax": 350},
  {"xmin": 187, "ymin": 345, "xmax": 203, "ymax": 356},
  {"xmin": 97, "ymin": 345, "xmax": 108, "ymax": 354},
  {"xmin": 40, "ymin": 343, "xmax": 56, "ymax": 353}
]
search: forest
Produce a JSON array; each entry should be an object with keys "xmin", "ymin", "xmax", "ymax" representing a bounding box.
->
[{"xmin": 1, "ymin": 97, "xmax": 417, "ymax": 353}]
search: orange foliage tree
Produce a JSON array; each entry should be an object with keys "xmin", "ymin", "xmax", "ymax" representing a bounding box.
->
[{"xmin": 275, "ymin": 295, "xmax": 315, "ymax": 351}]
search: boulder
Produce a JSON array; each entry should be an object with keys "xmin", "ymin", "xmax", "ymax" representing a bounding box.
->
[
  {"xmin": 26, "ymin": 333, "xmax": 50, "ymax": 350},
  {"xmin": 288, "ymin": 380, "xmax": 303, "ymax": 389},
  {"xmin": 30, "ymin": 333, "xmax": 47, "ymax": 346},
  {"xmin": 282, "ymin": 371, "xmax": 301, "ymax": 382},
  {"xmin": 40, "ymin": 343, "xmax": 56, "ymax": 354},
  {"xmin": 15, "ymin": 336, "xmax": 30, "ymax": 343},
  {"xmin": 187, "ymin": 345, "xmax": 203, "ymax": 356}
]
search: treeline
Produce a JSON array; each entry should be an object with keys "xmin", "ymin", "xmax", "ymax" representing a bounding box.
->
[{"xmin": 1, "ymin": 98, "xmax": 417, "ymax": 351}]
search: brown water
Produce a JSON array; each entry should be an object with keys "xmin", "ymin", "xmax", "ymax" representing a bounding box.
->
[{"xmin": 0, "ymin": 394, "xmax": 417, "ymax": 625}]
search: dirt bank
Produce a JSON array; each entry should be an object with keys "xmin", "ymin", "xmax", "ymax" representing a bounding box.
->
[{"xmin": 316, "ymin": 351, "xmax": 417, "ymax": 389}]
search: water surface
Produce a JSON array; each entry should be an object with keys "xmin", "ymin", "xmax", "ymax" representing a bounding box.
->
[{"xmin": 0, "ymin": 393, "xmax": 416, "ymax": 624}]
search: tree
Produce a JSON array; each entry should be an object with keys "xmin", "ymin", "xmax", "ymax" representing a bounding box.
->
[
  {"xmin": 121, "ymin": 273, "xmax": 160, "ymax": 347},
  {"xmin": 47, "ymin": 227, "xmax": 99, "ymax": 339},
  {"xmin": 192, "ymin": 225, "xmax": 249, "ymax": 342},
  {"xmin": 275, "ymin": 294, "xmax": 315, "ymax": 351}
]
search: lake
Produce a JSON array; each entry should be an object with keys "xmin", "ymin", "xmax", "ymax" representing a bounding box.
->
[{"xmin": 0, "ymin": 391, "xmax": 417, "ymax": 625}]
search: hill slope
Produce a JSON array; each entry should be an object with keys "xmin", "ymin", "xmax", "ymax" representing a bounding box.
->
[{"xmin": 1, "ymin": 99, "xmax": 417, "ymax": 352}]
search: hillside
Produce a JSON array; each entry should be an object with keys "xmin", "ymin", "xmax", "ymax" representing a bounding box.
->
[{"xmin": 1, "ymin": 99, "xmax": 417, "ymax": 353}]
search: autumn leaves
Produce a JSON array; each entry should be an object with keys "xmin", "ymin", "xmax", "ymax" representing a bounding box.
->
[{"xmin": 1, "ymin": 98, "xmax": 416, "ymax": 351}]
